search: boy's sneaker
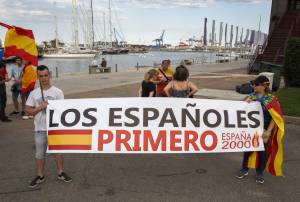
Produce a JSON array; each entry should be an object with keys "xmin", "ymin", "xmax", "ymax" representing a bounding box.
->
[
  {"xmin": 57, "ymin": 172, "xmax": 72, "ymax": 183},
  {"xmin": 29, "ymin": 176, "xmax": 45, "ymax": 188},
  {"xmin": 235, "ymin": 169, "xmax": 249, "ymax": 179},
  {"xmin": 256, "ymin": 174, "xmax": 265, "ymax": 184},
  {"xmin": 1, "ymin": 117, "xmax": 12, "ymax": 122},
  {"xmin": 21, "ymin": 111, "xmax": 29, "ymax": 120}
]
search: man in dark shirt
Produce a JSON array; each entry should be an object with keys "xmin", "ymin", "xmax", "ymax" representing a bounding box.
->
[
  {"xmin": 0, "ymin": 61, "xmax": 11, "ymax": 122},
  {"xmin": 101, "ymin": 58, "xmax": 107, "ymax": 68}
]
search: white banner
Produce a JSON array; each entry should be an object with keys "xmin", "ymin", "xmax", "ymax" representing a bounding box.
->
[{"xmin": 46, "ymin": 98, "xmax": 264, "ymax": 153}]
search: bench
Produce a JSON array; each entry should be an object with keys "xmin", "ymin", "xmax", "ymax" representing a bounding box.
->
[{"xmin": 89, "ymin": 65, "xmax": 111, "ymax": 74}]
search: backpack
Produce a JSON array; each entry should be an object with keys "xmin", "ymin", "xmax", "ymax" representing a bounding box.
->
[{"xmin": 236, "ymin": 83, "xmax": 253, "ymax": 94}]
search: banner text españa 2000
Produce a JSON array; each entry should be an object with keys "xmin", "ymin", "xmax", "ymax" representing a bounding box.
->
[{"xmin": 47, "ymin": 98, "xmax": 264, "ymax": 153}]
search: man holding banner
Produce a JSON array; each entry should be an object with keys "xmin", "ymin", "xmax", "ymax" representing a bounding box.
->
[
  {"xmin": 236, "ymin": 75, "xmax": 285, "ymax": 184},
  {"xmin": 25, "ymin": 65, "xmax": 72, "ymax": 188}
]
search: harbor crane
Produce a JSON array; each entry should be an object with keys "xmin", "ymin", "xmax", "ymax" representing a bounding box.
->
[
  {"xmin": 113, "ymin": 27, "xmax": 127, "ymax": 47},
  {"xmin": 153, "ymin": 30, "xmax": 165, "ymax": 47}
]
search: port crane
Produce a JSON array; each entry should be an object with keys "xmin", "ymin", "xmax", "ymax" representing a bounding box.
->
[{"xmin": 153, "ymin": 30, "xmax": 165, "ymax": 48}]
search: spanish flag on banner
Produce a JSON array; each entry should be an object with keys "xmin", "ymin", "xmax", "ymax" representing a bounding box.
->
[
  {"xmin": 21, "ymin": 63, "xmax": 37, "ymax": 94},
  {"xmin": 248, "ymin": 95, "xmax": 285, "ymax": 176},
  {"xmin": 0, "ymin": 21, "xmax": 38, "ymax": 66},
  {"xmin": 48, "ymin": 130, "xmax": 92, "ymax": 150}
]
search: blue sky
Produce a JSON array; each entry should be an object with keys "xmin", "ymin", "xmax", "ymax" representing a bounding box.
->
[{"xmin": 0, "ymin": 0, "xmax": 272, "ymax": 46}]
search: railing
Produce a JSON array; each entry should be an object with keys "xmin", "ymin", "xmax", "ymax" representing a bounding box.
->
[{"xmin": 247, "ymin": 41, "xmax": 267, "ymax": 74}]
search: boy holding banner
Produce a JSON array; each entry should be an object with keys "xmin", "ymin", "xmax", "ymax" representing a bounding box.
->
[
  {"xmin": 236, "ymin": 75, "xmax": 285, "ymax": 184},
  {"xmin": 25, "ymin": 65, "xmax": 72, "ymax": 188}
]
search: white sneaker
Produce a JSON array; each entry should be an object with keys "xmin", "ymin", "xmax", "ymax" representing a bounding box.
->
[
  {"xmin": 22, "ymin": 115, "xmax": 29, "ymax": 120},
  {"xmin": 29, "ymin": 116, "xmax": 34, "ymax": 119}
]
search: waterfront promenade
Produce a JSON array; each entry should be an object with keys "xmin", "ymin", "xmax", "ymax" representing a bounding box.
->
[
  {"xmin": 0, "ymin": 60, "xmax": 299, "ymax": 202},
  {"xmin": 5, "ymin": 60, "xmax": 249, "ymax": 104}
]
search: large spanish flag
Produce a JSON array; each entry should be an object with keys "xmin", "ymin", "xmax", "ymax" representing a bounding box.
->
[
  {"xmin": 48, "ymin": 130, "xmax": 92, "ymax": 150},
  {"xmin": 21, "ymin": 63, "xmax": 37, "ymax": 94},
  {"xmin": 248, "ymin": 95, "xmax": 285, "ymax": 176},
  {"xmin": 0, "ymin": 21, "xmax": 38, "ymax": 66}
]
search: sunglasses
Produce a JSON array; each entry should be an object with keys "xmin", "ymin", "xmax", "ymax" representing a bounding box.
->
[
  {"xmin": 39, "ymin": 74, "xmax": 49, "ymax": 78},
  {"xmin": 251, "ymin": 81, "xmax": 269, "ymax": 86}
]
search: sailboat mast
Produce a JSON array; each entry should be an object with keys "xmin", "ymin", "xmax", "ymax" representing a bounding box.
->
[
  {"xmin": 109, "ymin": 0, "xmax": 113, "ymax": 48},
  {"xmin": 103, "ymin": 12, "xmax": 107, "ymax": 48},
  {"xmin": 90, "ymin": 0, "xmax": 94, "ymax": 49},
  {"xmin": 72, "ymin": 0, "xmax": 79, "ymax": 48},
  {"xmin": 54, "ymin": 1, "xmax": 58, "ymax": 49}
]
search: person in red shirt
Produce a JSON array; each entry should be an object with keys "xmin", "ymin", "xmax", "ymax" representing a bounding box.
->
[
  {"xmin": 156, "ymin": 59, "xmax": 174, "ymax": 97},
  {"xmin": 0, "ymin": 60, "xmax": 11, "ymax": 122}
]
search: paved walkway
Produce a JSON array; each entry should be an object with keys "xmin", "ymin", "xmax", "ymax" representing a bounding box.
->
[{"xmin": 2, "ymin": 60, "xmax": 299, "ymax": 201}]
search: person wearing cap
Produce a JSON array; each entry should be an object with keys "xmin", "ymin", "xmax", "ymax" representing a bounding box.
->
[{"xmin": 235, "ymin": 75, "xmax": 285, "ymax": 184}]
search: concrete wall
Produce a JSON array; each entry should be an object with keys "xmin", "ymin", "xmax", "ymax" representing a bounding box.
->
[{"xmin": 269, "ymin": 0, "xmax": 290, "ymax": 33}]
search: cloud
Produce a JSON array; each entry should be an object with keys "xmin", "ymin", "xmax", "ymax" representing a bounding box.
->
[{"xmin": 117, "ymin": 0, "xmax": 271, "ymax": 9}]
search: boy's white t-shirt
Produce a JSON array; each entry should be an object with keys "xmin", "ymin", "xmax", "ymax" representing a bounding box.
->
[{"xmin": 26, "ymin": 86, "xmax": 64, "ymax": 131}]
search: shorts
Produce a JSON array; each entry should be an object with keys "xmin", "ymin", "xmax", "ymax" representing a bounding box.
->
[
  {"xmin": 34, "ymin": 131, "xmax": 61, "ymax": 159},
  {"xmin": 12, "ymin": 90, "xmax": 21, "ymax": 101},
  {"xmin": 35, "ymin": 131, "xmax": 48, "ymax": 159}
]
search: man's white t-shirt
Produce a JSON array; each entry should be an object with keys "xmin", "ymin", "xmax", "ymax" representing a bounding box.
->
[{"xmin": 26, "ymin": 86, "xmax": 64, "ymax": 131}]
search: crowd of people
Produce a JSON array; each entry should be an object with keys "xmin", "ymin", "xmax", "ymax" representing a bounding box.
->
[
  {"xmin": 0, "ymin": 57, "xmax": 282, "ymax": 187},
  {"xmin": 0, "ymin": 57, "xmax": 37, "ymax": 123},
  {"xmin": 139, "ymin": 59, "xmax": 199, "ymax": 98},
  {"xmin": 139, "ymin": 59, "xmax": 281, "ymax": 184},
  {"xmin": 0, "ymin": 58, "xmax": 37, "ymax": 122}
]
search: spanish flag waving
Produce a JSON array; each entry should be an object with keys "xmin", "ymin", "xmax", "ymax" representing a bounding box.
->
[
  {"xmin": 248, "ymin": 94, "xmax": 285, "ymax": 176},
  {"xmin": 21, "ymin": 63, "xmax": 37, "ymax": 94},
  {"xmin": 0, "ymin": 22, "xmax": 38, "ymax": 66}
]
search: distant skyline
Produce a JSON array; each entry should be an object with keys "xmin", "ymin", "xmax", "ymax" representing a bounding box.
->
[{"xmin": 0, "ymin": 0, "xmax": 272, "ymax": 46}]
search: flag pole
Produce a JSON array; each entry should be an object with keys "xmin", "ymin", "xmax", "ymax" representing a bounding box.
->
[
  {"xmin": 38, "ymin": 77, "xmax": 45, "ymax": 102},
  {"xmin": 0, "ymin": 22, "xmax": 12, "ymax": 29}
]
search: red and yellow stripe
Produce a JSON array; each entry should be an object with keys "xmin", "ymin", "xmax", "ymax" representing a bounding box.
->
[
  {"xmin": 248, "ymin": 96, "xmax": 285, "ymax": 176},
  {"xmin": 48, "ymin": 130, "xmax": 92, "ymax": 150},
  {"xmin": 0, "ymin": 21, "xmax": 38, "ymax": 66},
  {"xmin": 21, "ymin": 64, "xmax": 37, "ymax": 94}
]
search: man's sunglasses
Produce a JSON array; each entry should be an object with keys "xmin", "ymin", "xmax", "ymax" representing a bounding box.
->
[
  {"xmin": 251, "ymin": 81, "xmax": 270, "ymax": 86},
  {"xmin": 39, "ymin": 74, "xmax": 49, "ymax": 78}
]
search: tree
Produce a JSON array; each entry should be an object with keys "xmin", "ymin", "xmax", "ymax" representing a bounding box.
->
[{"xmin": 284, "ymin": 38, "xmax": 300, "ymax": 87}]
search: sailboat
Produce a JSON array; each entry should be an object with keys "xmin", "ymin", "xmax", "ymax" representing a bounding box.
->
[
  {"xmin": 43, "ymin": 0, "xmax": 97, "ymax": 59},
  {"xmin": 100, "ymin": 0, "xmax": 129, "ymax": 55}
]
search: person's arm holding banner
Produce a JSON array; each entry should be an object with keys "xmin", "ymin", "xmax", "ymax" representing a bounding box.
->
[{"xmin": 25, "ymin": 97, "xmax": 48, "ymax": 116}]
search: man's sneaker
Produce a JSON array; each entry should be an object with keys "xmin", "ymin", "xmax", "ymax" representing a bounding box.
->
[
  {"xmin": 22, "ymin": 115, "xmax": 29, "ymax": 120},
  {"xmin": 29, "ymin": 176, "xmax": 45, "ymax": 188},
  {"xmin": 10, "ymin": 111, "xmax": 20, "ymax": 115},
  {"xmin": 235, "ymin": 169, "xmax": 249, "ymax": 179},
  {"xmin": 29, "ymin": 115, "xmax": 34, "ymax": 119},
  {"xmin": 57, "ymin": 172, "xmax": 72, "ymax": 183},
  {"xmin": 256, "ymin": 174, "xmax": 265, "ymax": 184}
]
